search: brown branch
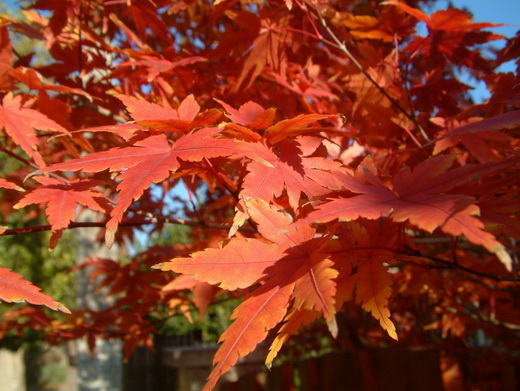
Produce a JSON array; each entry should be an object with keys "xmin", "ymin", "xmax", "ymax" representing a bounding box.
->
[
  {"xmin": 80, "ymin": 100, "xmax": 128, "ymax": 124},
  {"xmin": 0, "ymin": 144, "xmax": 37, "ymax": 169},
  {"xmin": 402, "ymin": 247, "xmax": 519, "ymax": 283},
  {"xmin": 442, "ymin": 305, "xmax": 520, "ymax": 331},
  {"xmin": 0, "ymin": 217, "xmax": 257, "ymax": 237},
  {"xmin": 0, "ymin": 145, "xmax": 70, "ymax": 183},
  {"xmin": 311, "ymin": 3, "xmax": 430, "ymax": 143}
]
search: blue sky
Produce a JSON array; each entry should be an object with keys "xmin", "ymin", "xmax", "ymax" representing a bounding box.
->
[
  {"xmin": 2, "ymin": 0, "xmax": 516, "ymax": 104},
  {"xmin": 4, "ymin": 0, "xmax": 518, "ymax": 36},
  {"xmin": 417, "ymin": 0, "xmax": 519, "ymax": 101},
  {"xmin": 442, "ymin": 0, "xmax": 519, "ymax": 38}
]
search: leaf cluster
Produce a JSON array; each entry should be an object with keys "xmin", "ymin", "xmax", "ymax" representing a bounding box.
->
[{"xmin": 0, "ymin": 0, "xmax": 519, "ymax": 389}]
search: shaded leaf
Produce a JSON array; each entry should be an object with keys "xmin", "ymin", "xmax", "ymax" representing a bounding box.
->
[
  {"xmin": 0, "ymin": 92, "xmax": 69, "ymax": 166},
  {"xmin": 431, "ymin": 110, "xmax": 520, "ymax": 145},
  {"xmin": 298, "ymin": 156, "xmax": 517, "ymax": 270},
  {"xmin": 264, "ymin": 114, "xmax": 335, "ymax": 144}
]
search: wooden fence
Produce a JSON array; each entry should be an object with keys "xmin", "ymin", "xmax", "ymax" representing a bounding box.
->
[{"xmin": 123, "ymin": 335, "xmax": 445, "ymax": 391}]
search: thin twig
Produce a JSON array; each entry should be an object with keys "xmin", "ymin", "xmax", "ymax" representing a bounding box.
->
[
  {"xmin": 81, "ymin": 100, "xmax": 128, "ymax": 123},
  {"xmin": 311, "ymin": 3, "xmax": 430, "ymax": 143},
  {"xmin": 0, "ymin": 218, "xmax": 257, "ymax": 237},
  {"xmin": 0, "ymin": 145, "xmax": 70, "ymax": 183},
  {"xmin": 0, "ymin": 144, "xmax": 36, "ymax": 169},
  {"xmin": 402, "ymin": 247, "xmax": 519, "ymax": 283},
  {"xmin": 442, "ymin": 305, "xmax": 520, "ymax": 331}
]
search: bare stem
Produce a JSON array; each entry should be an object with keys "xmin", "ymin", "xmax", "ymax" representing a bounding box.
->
[
  {"xmin": 0, "ymin": 144, "xmax": 69, "ymax": 183},
  {"xmin": 311, "ymin": 3, "xmax": 430, "ymax": 143},
  {"xmin": 0, "ymin": 218, "xmax": 257, "ymax": 237},
  {"xmin": 402, "ymin": 247, "xmax": 519, "ymax": 283},
  {"xmin": 81, "ymin": 100, "xmax": 128, "ymax": 124},
  {"xmin": 442, "ymin": 305, "xmax": 520, "ymax": 331}
]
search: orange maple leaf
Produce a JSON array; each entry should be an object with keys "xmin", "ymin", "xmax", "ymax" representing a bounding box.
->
[
  {"xmin": 157, "ymin": 199, "xmax": 338, "ymax": 388},
  {"xmin": 0, "ymin": 178, "xmax": 24, "ymax": 192},
  {"xmin": 0, "ymin": 267, "xmax": 70, "ymax": 313}
]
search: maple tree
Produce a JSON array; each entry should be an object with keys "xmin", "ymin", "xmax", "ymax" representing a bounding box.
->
[{"xmin": 0, "ymin": 0, "xmax": 519, "ymax": 389}]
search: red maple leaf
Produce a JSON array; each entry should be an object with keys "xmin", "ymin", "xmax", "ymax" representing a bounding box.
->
[
  {"xmin": 14, "ymin": 177, "xmax": 107, "ymax": 233},
  {"xmin": 240, "ymin": 141, "xmax": 342, "ymax": 211},
  {"xmin": 297, "ymin": 156, "xmax": 517, "ymax": 270},
  {"xmin": 41, "ymin": 128, "xmax": 243, "ymax": 245},
  {"xmin": 118, "ymin": 94, "xmax": 221, "ymax": 133},
  {"xmin": 384, "ymin": 1, "xmax": 502, "ymax": 31},
  {"xmin": 0, "ymin": 92, "xmax": 69, "ymax": 167},
  {"xmin": 216, "ymin": 99, "xmax": 276, "ymax": 130},
  {"xmin": 431, "ymin": 110, "xmax": 520, "ymax": 145},
  {"xmin": 118, "ymin": 55, "xmax": 207, "ymax": 81}
]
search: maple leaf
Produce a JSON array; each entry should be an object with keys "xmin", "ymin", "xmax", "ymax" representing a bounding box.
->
[
  {"xmin": 264, "ymin": 114, "xmax": 336, "ymax": 144},
  {"xmin": 203, "ymin": 280, "xmax": 294, "ymax": 391},
  {"xmin": 14, "ymin": 177, "xmax": 107, "ymax": 233},
  {"xmin": 431, "ymin": 117, "xmax": 512, "ymax": 163},
  {"xmin": 330, "ymin": 220, "xmax": 399, "ymax": 339},
  {"xmin": 297, "ymin": 156, "xmax": 516, "ymax": 270},
  {"xmin": 265, "ymin": 308, "xmax": 320, "ymax": 367},
  {"xmin": 118, "ymin": 94, "xmax": 196, "ymax": 122},
  {"xmin": 240, "ymin": 141, "xmax": 342, "ymax": 211},
  {"xmin": 161, "ymin": 275, "xmax": 218, "ymax": 321},
  {"xmin": 383, "ymin": 1, "xmax": 502, "ymax": 31},
  {"xmin": 6, "ymin": 66, "xmax": 92, "ymax": 100},
  {"xmin": 430, "ymin": 110, "xmax": 520, "ymax": 145},
  {"xmin": 231, "ymin": 16, "xmax": 292, "ymax": 93},
  {"xmin": 124, "ymin": 4, "xmax": 172, "ymax": 43},
  {"xmin": 0, "ymin": 267, "xmax": 70, "ymax": 313},
  {"xmin": 41, "ymin": 128, "xmax": 243, "ymax": 245},
  {"xmin": 118, "ymin": 55, "xmax": 207, "ymax": 81},
  {"xmin": 355, "ymin": 257, "xmax": 397, "ymax": 340},
  {"xmin": 341, "ymin": 13, "xmax": 394, "ymax": 41},
  {"xmin": 156, "ymin": 238, "xmax": 281, "ymax": 290},
  {"xmin": 246, "ymin": 200, "xmax": 338, "ymax": 321},
  {"xmin": 216, "ymin": 99, "xmax": 276, "ymax": 130},
  {"xmin": 158, "ymin": 199, "xmax": 338, "ymax": 388},
  {"xmin": 117, "ymin": 94, "xmax": 221, "ymax": 133},
  {"xmin": 0, "ymin": 178, "xmax": 24, "ymax": 192},
  {"xmin": 70, "ymin": 123, "xmax": 147, "ymax": 141},
  {"xmin": 0, "ymin": 92, "xmax": 69, "ymax": 167}
]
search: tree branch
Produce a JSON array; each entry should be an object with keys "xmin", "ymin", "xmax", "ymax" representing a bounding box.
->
[
  {"xmin": 442, "ymin": 305, "xmax": 520, "ymax": 331},
  {"xmin": 0, "ymin": 144, "xmax": 70, "ymax": 183},
  {"xmin": 0, "ymin": 217, "xmax": 257, "ymax": 237},
  {"xmin": 402, "ymin": 247, "xmax": 519, "ymax": 283},
  {"xmin": 80, "ymin": 100, "xmax": 128, "ymax": 124},
  {"xmin": 0, "ymin": 144, "xmax": 35, "ymax": 168},
  {"xmin": 310, "ymin": 3, "xmax": 430, "ymax": 143}
]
